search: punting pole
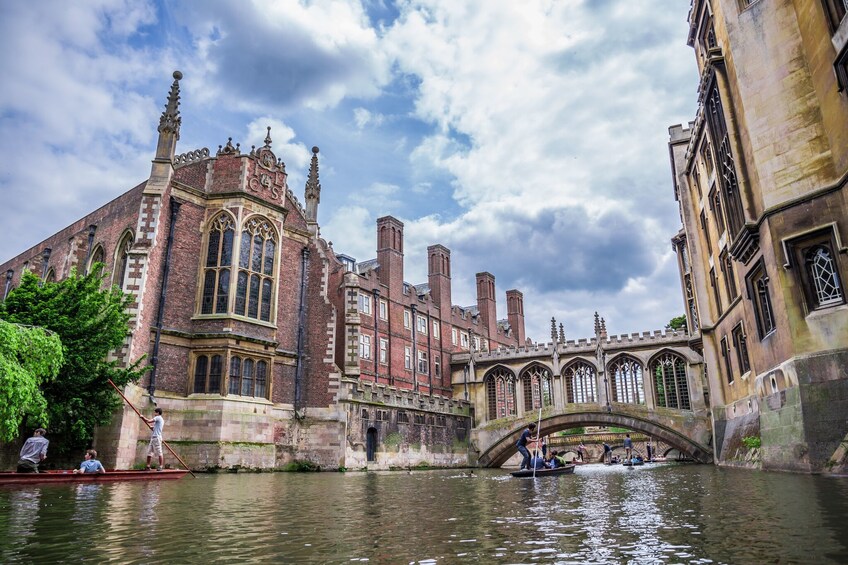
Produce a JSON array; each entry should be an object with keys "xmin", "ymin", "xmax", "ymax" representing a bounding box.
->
[
  {"xmin": 107, "ymin": 379, "xmax": 197, "ymax": 478},
  {"xmin": 532, "ymin": 406, "xmax": 543, "ymax": 479}
]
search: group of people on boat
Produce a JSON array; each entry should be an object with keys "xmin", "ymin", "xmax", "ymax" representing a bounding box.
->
[{"xmin": 14, "ymin": 407, "xmax": 166, "ymax": 474}]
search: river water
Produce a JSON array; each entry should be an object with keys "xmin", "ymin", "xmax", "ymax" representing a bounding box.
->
[{"xmin": 1, "ymin": 463, "xmax": 846, "ymax": 564}]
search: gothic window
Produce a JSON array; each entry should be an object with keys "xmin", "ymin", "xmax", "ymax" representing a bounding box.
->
[
  {"xmin": 44, "ymin": 268, "xmax": 55, "ymax": 283},
  {"xmin": 201, "ymin": 214, "xmax": 234, "ymax": 315},
  {"xmin": 705, "ymin": 79, "xmax": 745, "ymax": 239},
  {"xmin": 521, "ymin": 365, "xmax": 553, "ymax": 411},
  {"xmin": 650, "ymin": 352, "xmax": 690, "ymax": 410},
  {"xmin": 484, "ymin": 367, "xmax": 517, "ymax": 420},
  {"xmin": 89, "ymin": 245, "xmax": 105, "ymax": 273},
  {"xmin": 608, "ymin": 356, "xmax": 644, "ymax": 404},
  {"xmin": 685, "ymin": 274, "xmax": 700, "ymax": 331},
  {"xmin": 563, "ymin": 361, "xmax": 597, "ymax": 404},
  {"xmin": 710, "ymin": 187, "xmax": 726, "ymax": 236},
  {"xmin": 701, "ymin": 211, "xmax": 712, "ymax": 255},
  {"xmin": 227, "ymin": 355, "xmax": 268, "ymax": 398},
  {"xmin": 193, "ymin": 354, "xmax": 222, "ymax": 394},
  {"xmin": 720, "ymin": 251, "xmax": 738, "ymax": 302},
  {"xmin": 114, "ymin": 231, "xmax": 134, "ymax": 289},
  {"xmin": 720, "ymin": 336, "xmax": 734, "ymax": 384},
  {"xmin": 732, "ymin": 323, "xmax": 751, "ymax": 375},
  {"xmin": 821, "ymin": 0, "xmax": 847, "ymax": 34},
  {"xmin": 234, "ymin": 217, "xmax": 277, "ymax": 321},
  {"xmin": 746, "ymin": 260, "xmax": 776, "ymax": 339},
  {"xmin": 788, "ymin": 228, "xmax": 846, "ymax": 312},
  {"xmin": 710, "ymin": 267, "xmax": 722, "ymax": 315}
]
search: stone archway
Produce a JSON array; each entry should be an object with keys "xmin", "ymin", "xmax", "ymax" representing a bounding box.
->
[{"xmin": 476, "ymin": 410, "xmax": 713, "ymax": 467}]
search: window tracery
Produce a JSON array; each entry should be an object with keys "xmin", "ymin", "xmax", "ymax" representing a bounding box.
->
[
  {"xmin": 521, "ymin": 365, "xmax": 553, "ymax": 411},
  {"xmin": 563, "ymin": 361, "xmax": 597, "ymax": 404},
  {"xmin": 114, "ymin": 231, "xmax": 134, "ymax": 290},
  {"xmin": 485, "ymin": 367, "xmax": 516, "ymax": 420},
  {"xmin": 651, "ymin": 352, "xmax": 690, "ymax": 410},
  {"xmin": 608, "ymin": 356, "xmax": 644, "ymax": 404},
  {"xmin": 201, "ymin": 214, "xmax": 235, "ymax": 315},
  {"xmin": 235, "ymin": 217, "xmax": 276, "ymax": 321}
]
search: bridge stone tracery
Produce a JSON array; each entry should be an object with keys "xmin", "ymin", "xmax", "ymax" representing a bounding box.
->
[{"xmin": 451, "ymin": 318, "xmax": 711, "ymax": 467}]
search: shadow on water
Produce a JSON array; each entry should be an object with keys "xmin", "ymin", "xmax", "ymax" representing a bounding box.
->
[{"xmin": 1, "ymin": 464, "xmax": 847, "ymax": 564}]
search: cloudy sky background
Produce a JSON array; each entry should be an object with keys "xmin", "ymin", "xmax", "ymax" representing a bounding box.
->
[{"xmin": 0, "ymin": 0, "xmax": 699, "ymax": 342}]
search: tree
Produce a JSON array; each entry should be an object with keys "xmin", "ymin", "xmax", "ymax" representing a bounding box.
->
[
  {"xmin": 0, "ymin": 320, "xmax": 63, "ymax": 443},
  {"xmin": 666, "ymin": 315, "xmax": 687, "ymax": 332},
  {"xmin": 0, "ymin": 265, "xmax": 148, "ymax": 454}
]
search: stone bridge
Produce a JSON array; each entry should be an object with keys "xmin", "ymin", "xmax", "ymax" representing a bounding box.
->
[
  {"xmin": 450, "ymin": 317, "xmax": 712, "ymax": 467},
  {"xmin": 472, "ymin": 404, "xmax": 713, "ymax": 467}
]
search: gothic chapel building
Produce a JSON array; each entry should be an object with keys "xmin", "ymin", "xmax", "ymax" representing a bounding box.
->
[{"xmin": 0, "ymin": 72, "xmax": 526, "ymax": 470}]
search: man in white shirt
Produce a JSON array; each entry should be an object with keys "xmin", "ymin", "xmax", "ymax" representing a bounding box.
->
[
  {"xmin": 17, "ymin": 428, "xmax": 49, "ymax": 473},
  {"xmin": 143, "ymin": 408, "xmax": 165, "ymax": 471}
]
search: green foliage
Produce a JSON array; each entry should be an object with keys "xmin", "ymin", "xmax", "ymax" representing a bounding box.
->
[
  {"xmin": 281, "ymin": 460, "xmax": 321, "ymax": 472},
  {"xmin": 742, "ymin": 436, "xmax": 762, "ymax": 449},
  {"xmin": 0, "ymin": 266, "xmax": 148, "ymax": 454},
  {"xmin": 0, "ymin": 320, "xmax": 63, "ymax": 442},
  {"xmin": 666, "ymin": 315, "xmax": 687, "ymax": 332},
  {"xmin": 560, "ymin": 427, "xmax": 586, "ymax": 436}
]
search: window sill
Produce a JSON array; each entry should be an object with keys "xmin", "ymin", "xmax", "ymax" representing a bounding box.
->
[{"xmin": 192, "ymin": 313, "xmax": 277, "ymax": 329}]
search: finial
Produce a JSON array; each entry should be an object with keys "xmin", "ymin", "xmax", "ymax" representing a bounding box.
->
[
  {"xmin": 593, "ymin": 312, "xmax": 601, "ymax": 336},
  {"xmin": 304, "ymin": 145, "xmax": 322, "ymax": 223},
  {"xmin": 558, "ymin": 323, "xmax": 565, "ymax": 343},
  {"xmin": 550, "ymin": 317, "xmax": 557, "ymax": 342},
  {"xmin": 264, "ymin": 126, "xmax": 272, "ymax": 149},
  {"xmin": 158, "ymin": 70, "xmax": 182, "ymax": 140}
]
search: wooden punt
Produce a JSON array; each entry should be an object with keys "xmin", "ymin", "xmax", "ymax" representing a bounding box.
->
[
  {"xmin": 510, "ymin": 464, "xmax": 576, "ymax": 478},
  {"xmin": 0, "ymin": 469, "xmax": 189, "ymax": 486}
]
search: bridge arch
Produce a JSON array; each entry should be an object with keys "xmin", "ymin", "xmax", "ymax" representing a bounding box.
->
[{"xmin": 476, "ymin": 410, "xmax": 713, "ymax": 468}]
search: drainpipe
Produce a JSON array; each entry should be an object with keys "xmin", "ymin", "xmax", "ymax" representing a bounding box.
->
[
  {"xmin": 148, "ymin": 197, "xmax": 182, "ymax": 400},
  {"xmin": 3, "ymin": 269, "xmax": 13, "ymax": 301},
  {"xmin": 411, "ymin": 304, "xmax": 418, "ymax": 392},
  {"xmin": 294, "ymin": 247, "xmax": 310, "ymax": 414},
  {"xmin": 40, "ymin": 247, "xmax": 52, "ymax": 285},
  {"xmin": 83, "ymin": 225, "xmax": 97, "ymax": 275},
  {"xmin": 373, "ymin": 289, "xmax": 380, "ymax": 380}
]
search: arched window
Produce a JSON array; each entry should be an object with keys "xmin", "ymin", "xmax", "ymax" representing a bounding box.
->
[
  {"xmin": 227, "ymin": 355, "xmax": 269, "ymax": 398},
  {"xmin": 44, "ymin": 268, "xmax": 56, "ymax": 283},
  {"xmin": 89, "ymin": 245, "xmax": 105, "ymax": 274},
  {"xmin": 201, "ymin": 214, "xmax": 235, "ymax": 315},
  {"xmin": 484, "ymin": 367, "xmax": 516, "ymax": 420},
  {"xmin": 521, "ymin": 364, "xmax": 553, "ymax": 411},
  {"xmin": 114, "ymin": 231, "xmax": 134, "ymax": 290},
  {"xmin": 235, "ymin": 217, "xmax": 276, "ymax": 321},
  {"xmin": 651, "ymin": 352, "xmax": 690, "ymax": 410},
  {"xmin": 563, "ymin": 361, "xmax": 596, "ymax": 403},
  {"xmin": 806, "ymin": 245, "xmax": 843, "ymax": 308},
  {"xmin": 608, "ymin": 356, "xmax": 644, "ymax": 404},
  {"xmin": 193, "ymin": 354, "xmax": 222, "ymax": 394}
]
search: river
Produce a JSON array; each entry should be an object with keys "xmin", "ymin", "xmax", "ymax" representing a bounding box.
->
[{"xmin": 1, "ymin": 463, "xmax": 847, "ymax": 564}]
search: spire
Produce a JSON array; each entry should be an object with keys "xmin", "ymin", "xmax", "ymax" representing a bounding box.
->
[
  {"xmin": 264, "ymin": 126, "xmax": 272, "ymax": 149},
  {"xmin": 551, "ymin": 317, "xmax": 557, "ymax": 343},
  {"xmin": 558, "ymin": 323, "xmax": 565, "ymax": 343},
  {"xmin": 593, "ymin": 312, "xmax": 601, "ymax": 338},
  {"xmin": 305, "ymin": 146, "xmax": 321, "ymax": 223},
  {"xmin": 158, "ymin": 70, "xmax": 182, "ymax": 141}
]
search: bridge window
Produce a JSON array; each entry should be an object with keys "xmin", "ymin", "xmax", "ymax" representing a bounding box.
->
[
  {"xmin": 563, "ymin": 362, "xmax": 596, "ymax": 403},
  {"xmin": 521, "ymin": 365, "xmax": 553, "ymax": 411},
  {"xmin": 608, "ymin": 356, "xmax": 644, "ymax": 404},
  {"xmin": 485, "ymin": 368, "xmax": 516, "ymax": 420},
  {"xmin": 651, "ymin": 353, "xmax": 690, "ymax": 410}
]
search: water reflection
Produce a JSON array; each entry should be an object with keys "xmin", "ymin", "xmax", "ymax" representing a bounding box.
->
[{"xmin": 0, "ymin": 464, "xmax": 846, "ymax": 564}]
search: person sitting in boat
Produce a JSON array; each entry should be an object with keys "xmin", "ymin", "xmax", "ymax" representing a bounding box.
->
[
  {"xmin": 530, "ymin": 451, "xmax": 547, "ymax": 470},
  {"xmin": 73, "ymin": 449, "xmax": 106, "ymax": 474},
  {"xmin": 548, "ymin": 450, "xmax": 561, "ymax": 469},
  {"xmin": 555, "ymin": 451, "xmax": 569, "ymax": 468}
]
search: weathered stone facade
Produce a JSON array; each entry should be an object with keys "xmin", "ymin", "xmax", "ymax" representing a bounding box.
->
[{"xmin": 668, "ymin": 0, "xmax": 848, "ymax": 474}]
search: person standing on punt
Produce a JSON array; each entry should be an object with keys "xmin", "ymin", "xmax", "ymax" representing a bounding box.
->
[
  {"xmin": 624, "ymin": 434, "xmax": 633, "ymax": 463},
  {"xmin": 143, "ymin": 408, "xmax": 165, "ymax": 471},
  {"xmin": 16, "ymin": 428, "xmax": 49, "ymax": 473},
  {"xmin": 516, "ymin": 422, "xmax": 537, "ymax": 471}
]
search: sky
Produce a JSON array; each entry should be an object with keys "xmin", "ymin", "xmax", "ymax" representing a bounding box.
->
[{"xmin": 0, "ymin": 0, "xmax": 699, "ymax": 342}]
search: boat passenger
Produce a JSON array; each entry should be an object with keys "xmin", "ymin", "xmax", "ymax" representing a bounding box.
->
[
  {"xmin": 548, "ymin": 451, "xmax": 560, "ymax": 469},
  {"xmin": 530, "ymin": 451, "xmax": 546, "ymax": 470},
  {"xmin": 74, "ymin": 449, "xmax": 106, "ymax": 474},
  {"xmin": 16, "ymin": 428, "xmax": 49, "ymax": 473}
]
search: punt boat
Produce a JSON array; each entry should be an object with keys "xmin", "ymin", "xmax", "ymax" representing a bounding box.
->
[
  {"xmin": 510, "ymin": 464, "xmax": 576, "ymax": 478},
  {"xmin": 0, "ymin": 469, "xmax": 189, "ymax": 486}
]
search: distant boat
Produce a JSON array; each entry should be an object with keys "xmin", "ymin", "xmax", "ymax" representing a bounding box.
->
[
  {"xmin": 0, "ymin": 469, "xmax": 189, "ymax": 486},
  {"xmin": 622, "ymin": 458, "xmax": 645, "ymax": 467},
  {"xmin": 510, "ymin": 465, "xmax": 576, "ymax": 478}
]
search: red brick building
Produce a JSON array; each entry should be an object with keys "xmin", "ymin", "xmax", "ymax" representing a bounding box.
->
[{"xmin": 0, "ymin": 72, "xmax": 522, "ymax": 470}]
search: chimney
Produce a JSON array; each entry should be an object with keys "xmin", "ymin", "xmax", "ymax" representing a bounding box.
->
[
  {"xmin": 475, "ymin": 272, "xmax": 497, "ymax": 337},
  {"xmin": 506, "ymin": 289, "xmax": 525, "ymax": 345},
  {"xmin": 428, "ymin": 244, "xmax": 452, "ymax": 315},
  {"xmin": 376, "ymin": 216, "xmax": 404, "ymax": 297}
]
